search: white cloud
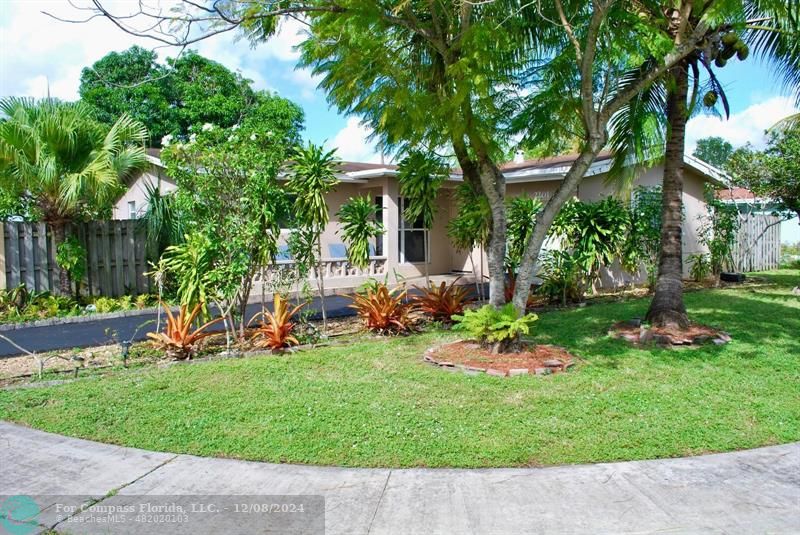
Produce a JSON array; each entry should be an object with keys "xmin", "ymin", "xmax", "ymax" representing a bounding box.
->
[
  {"xmin": 686, "ymin": 96, "xmax": 799, "ymax": 152},
  {"xmin": 327, "ymin": 117, "xmax": 381, "ymax": 163},
  {"xmin": 0, "ymin": 1, "xmax": 314, "ymax": 101}
]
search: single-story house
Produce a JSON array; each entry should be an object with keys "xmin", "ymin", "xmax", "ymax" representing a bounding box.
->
[{"xmin": 114, "ymin": 149, "xmax": 728, "ymax": 290}]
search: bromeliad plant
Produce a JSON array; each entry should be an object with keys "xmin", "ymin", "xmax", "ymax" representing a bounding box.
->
[
  {"xmin": 146, "ymin": 301, "xmax": 221, "ymax": 360},
  {"xmin": 452, "ymin": 303, "xmax": 539, "ymax": 353},
  {"xmin": 348, "ymin": 283, "xmax": 411, "ymax": 334},
  {"xmin": 412, "ymin": 278, "xmax": 474, "ymax": 324},
  {"xmin": 249, "ymin": 293, "xmax": 306, "ymax": 351}
]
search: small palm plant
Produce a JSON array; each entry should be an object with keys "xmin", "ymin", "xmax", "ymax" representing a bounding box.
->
[
  {"xmin": 249, "ymin": 293, "xmax": 306, "ymax": 350},
  {"xmin": 287, "ymin": 143, "xmax": 338, "ymax": 332},
  {"xmin": 337, "ymin": 195, "xmax": 384, "ymax": 270}
]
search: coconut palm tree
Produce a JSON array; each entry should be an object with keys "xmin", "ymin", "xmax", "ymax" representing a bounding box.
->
[
  {"xmin": 0, "ymin": 97, "xmax": 148, "ymax": 293},
  {"xmin": 608, "ymin": 1, "xmax": 799, "ymax": 328},
  {"xmin": 286, "ymin": 142, "xmax": 338, "ymax": 332}
]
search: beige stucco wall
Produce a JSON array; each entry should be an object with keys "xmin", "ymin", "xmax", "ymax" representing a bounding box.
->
[{"xmin": 112, "ymin": 164, "xmax": 176, "ymax": 220}]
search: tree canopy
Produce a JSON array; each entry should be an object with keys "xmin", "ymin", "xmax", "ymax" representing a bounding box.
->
[
  {"xmin": 727, "ymin": 124, "xmax": 800, "ymax": 221},
  {"xmin": 694, "ymin": 137, "xmax": 735, "ymax": 168},
  {"xmin": 80, "ymin": 47, "xmax": 289, "ymax": 146}
]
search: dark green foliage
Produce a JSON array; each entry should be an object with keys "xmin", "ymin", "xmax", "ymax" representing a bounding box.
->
[
  {"xmin": 55, "ymin": 236, "xmax": 87, "ymax": 296},
  {"xmin": 337, "ymin": 196, "xmax": 384, "ymax": 269},
  {"xmin": 139, "ymin": 181, "xmax": 184, "ymax": 259},
  {"xmin": 506, "ymin": 195, "xmax": 543, "ymax": 272},
  {"xmin": 80, "ymin": 48, "xmax": 302, "ymax": 147},
  {"xmin": 621, "ymin": 186, "xmax": 663, "ymax": 285},
  {"xmin": 693, "ymin": 137, "xmax": 733, "ymax": 168},
  {"xmin": 537, "ymin": 250, "xmax": 583, "ymax": 305},
  {"xmin": 397, "ymin": 151, "xmax": 447, "ymax": 230},
  {"xmin": 700, "ymin": 189, "xmax": 740, "ymax": 276},
  {"xmin": 550, "ymin": 198, "xmax": 630, "ymax": 289},
  {"xmin": 452, "ymin": 303, "xmax": 538, "ymax": 348},
  {"xmin": 447, "ymin": 182, "xmax": 490, "ymax": 252}
]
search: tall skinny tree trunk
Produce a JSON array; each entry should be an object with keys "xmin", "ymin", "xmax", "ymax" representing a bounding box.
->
[
  {"xmin": 316, "ymin": 236, "xmax": 328, "ymax": 333},
  {"xmin": 52, "ymin": 220, "xmax": 71, "ymax": 296},
  {"xmin": 646, "ymin": 64, "xmax": 690, "ymax": 328}
]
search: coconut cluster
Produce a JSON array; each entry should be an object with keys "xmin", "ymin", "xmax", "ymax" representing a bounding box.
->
[{"xmin": 701, "ymin": 31, "xmax": 750, "ymax": 107}]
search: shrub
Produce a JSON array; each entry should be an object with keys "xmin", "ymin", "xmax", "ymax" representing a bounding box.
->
[
  {"xmin": 146, "ymin": 301, "xmax": 221, "ymax": 360},
  {"xmin": 537, "ymin": 250, "xmax": 583, "ymax": 305},
  {"xmin": 348, "ymin": 284, "xmax": 411, "ymax": 334},
  {"xmin": 55, "ymin": 235, "xmax": 87, "ymax": 296},
  {"xmin": 412, "ymin": 278, "xmax": 473, "ymax": 323},
  {"xmin": 249, "ymin": 293, "xmax": 306, "ymax": 350},
  {"xmin": 689, "ymin": 253, "xmax": 712, "ymax": 282},
  {"xmin": 452, "ymin": 303, "xmax": 538, "ymax": 352}
]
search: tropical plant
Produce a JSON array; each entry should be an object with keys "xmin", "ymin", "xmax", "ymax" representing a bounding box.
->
[
  {"xmin": 0, "ymin": 97, "xmax": 148, "ymax": 294},
  {"xmin": 348, "ymin": 284, "xmax": 411, "ymax": 334},
  {"xmin": 146, "ymin": 301, "xmax": 221, "ymax": 360},
  {"xmin": 249, "ymin": 293, "xmax": 305, "ymax": 350},
  {"xmin": 55, "ymin": 235, "xmax": 87, "ymax": 298},
  {"xmin": 287, "ymin": 143, "xmax": 338, "ymax": 332},
  {"xmin": 139, "ymin": 181, "xmax": 184, "ymax": 258},
  {"xmin": 537, "ymin": 250, "xmax": 583, "ymax": 306},
  {"xmin": 447, "ymin": 181, "xmax": 491, "ymax": 300},
  {"xmin": 452, "ymin": 303, "xmax": 538, "ymax": 353},
  {"xmin": 698, "ymin": 192, "xmax": 740, "ymax": 277},
  {"xmin": 162, "ymin": 233, "xmax": 215, "ymax": 316},
  {"xmin": 337, "ymin": 195, "xmax": 384, "ymax": 269},
  {"xmin": 506, "ymin": 195, "xmax": 543, "ymax": 272},
  {"xmin": 549, "ymin": 198, "xmax": 630, "ymax": 292},
  {"xmin": 621, "ymin": 186, "xmax": 663, "ymax": 288},
  {"xmin": 688, "ymin": 253, "xmax": 712, "ymax": 282},
  {"xmin": 161, "ymin": 105, "xmax": 299, "ymax": 342},
  {"xmin": 412, "ymin": 278, "xmax": 473, "ymax": 324},
  {"xmin": 397, "ymin": 151, "xmax": 447, "ymax": 284},
  {"xmin": 503, "ymin": 270, "xmax": 538, "ymax": 310}
]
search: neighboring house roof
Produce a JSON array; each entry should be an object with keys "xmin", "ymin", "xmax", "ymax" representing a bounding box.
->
[
  {"xmin": 717, "ymin": 187, "xmax": 757, "ymax": 202},
  {"xmin": 137, "ymin": 147, "xmax": 730, "ymax": 187}
]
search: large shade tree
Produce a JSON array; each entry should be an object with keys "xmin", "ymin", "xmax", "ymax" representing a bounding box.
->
[
  {"xmin": 78, "ymin": 0, "xmax": 775, "ymax": 316},
  {"xmin": 0, "ymin": 97, "xmax": 148, "ymax": 293},
  {"xmin": 80, "ymin": 47, "xmax": 260, "ymax": 145}
]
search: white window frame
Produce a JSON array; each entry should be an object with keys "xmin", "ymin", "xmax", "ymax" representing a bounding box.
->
[
  {"xmin": 398, "ymin": 197, "xmax": 430, "ymax": 264},
  {"xmin": 128, "ymin": 201, "xmax": 137, "ymax": 219}
]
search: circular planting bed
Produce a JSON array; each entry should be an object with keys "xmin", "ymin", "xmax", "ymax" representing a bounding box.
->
[
  {"xmin": 424, "ymin": 340, "xmax": 575, "ymax": 377},
  {"xmin": 609, "ymin": 320, "xmax": 731, "ymax": 347}
]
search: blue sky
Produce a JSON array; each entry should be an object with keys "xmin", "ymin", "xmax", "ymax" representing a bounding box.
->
[{"xmin": 1, "ymin": 1, "xmax": 798, "ymax": 163}]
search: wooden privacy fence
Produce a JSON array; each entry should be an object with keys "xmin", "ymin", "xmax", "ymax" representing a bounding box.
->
[
  {"xmin": 732, "ymin": 214, "xmax": 781, "ymax": 272},
  {"xmin": 1, "ymin": 221, "xmax": 153, "ymax": 296}
]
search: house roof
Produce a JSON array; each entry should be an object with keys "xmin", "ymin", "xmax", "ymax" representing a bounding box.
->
[
  {"xmin": 141, "ymin": 147, "xmax": 730, "ymax": 187},
  {"xmin": 717, "ymin": 187, "xmax": 756, "ymax": 202}
]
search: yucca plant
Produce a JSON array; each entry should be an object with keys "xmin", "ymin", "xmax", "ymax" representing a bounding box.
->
[
  {"xmin": 146, "ymin": 301, "xmax": 221, "ymax": 360},
  {"xmin": 412, "ymin": 278, "xmax": 473, "ymax": 324},
  {"xmin": 348, "ymin": 284, "xmax": 411, "ymax": 334},
  {"xmin": 249, "ymin": 293, "xmax": 306, "ymax": 350}
]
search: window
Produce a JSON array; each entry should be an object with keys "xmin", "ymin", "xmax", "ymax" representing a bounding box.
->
[
  {"xmin": 398, "ymin": 197, "xmax": 429, "ymax": 263},
  {"xmin": 128, "ymin": 201, "xmax": 137, "ymax": 219}
]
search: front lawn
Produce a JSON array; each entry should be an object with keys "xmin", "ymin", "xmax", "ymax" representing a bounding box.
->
[{"xmin": 0, "ymin": 270, "xmax": 797, "ymax": 468}]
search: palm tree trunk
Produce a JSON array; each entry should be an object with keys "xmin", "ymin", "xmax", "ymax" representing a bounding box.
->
[{"xmin": 646, "ymin": 64, "xmax": 690, "ymax": 328}]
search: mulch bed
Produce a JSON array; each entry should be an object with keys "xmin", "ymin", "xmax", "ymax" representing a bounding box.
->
[
  {"xmin": 609, "ymin": 320, "xmax": 731, "ymax": 347},
  {"xmin": 423, "ymin": 340, "xmax": 575, "ymax": 377}
]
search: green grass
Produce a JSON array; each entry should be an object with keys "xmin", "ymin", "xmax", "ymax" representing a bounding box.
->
[{"xmin": 1, "ymin": 270, "xmax": 798, "ymax": 468}]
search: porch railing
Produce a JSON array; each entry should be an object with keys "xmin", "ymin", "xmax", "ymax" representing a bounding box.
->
[{"xmin": 253, "ymin": 256, "xmax": 388, "ymax": 284}]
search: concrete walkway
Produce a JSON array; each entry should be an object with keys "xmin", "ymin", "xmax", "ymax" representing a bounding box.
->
[{"xmin": 1, "ymin": 422, "xmax": 798, "ymax": 534}]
